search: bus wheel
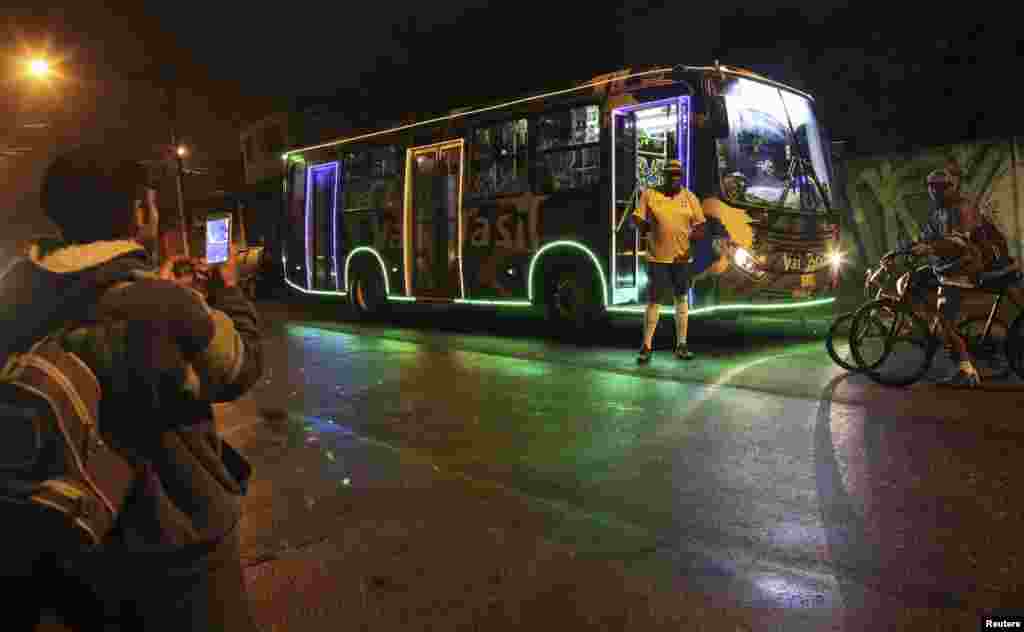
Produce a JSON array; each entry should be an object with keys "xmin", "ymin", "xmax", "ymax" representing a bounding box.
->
[
  {"xmin": 349, "ymin": 265, "xmax": 389, "ymax": 320},
  {"xmin": 544, "ymin": 262, "xmax": 605, "ymax": 340}
]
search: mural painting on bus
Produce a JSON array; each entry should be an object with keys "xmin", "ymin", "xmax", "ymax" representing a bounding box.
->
[{"xmin": 462, "ymin": 191, "xmax": 547, "ymax": 298}]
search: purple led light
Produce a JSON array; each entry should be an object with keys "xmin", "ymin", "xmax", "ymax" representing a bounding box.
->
[
  {"xmin": 331, "ymin": 163, "xmax": 341, "ymax": 291},
  {"xmin": 304, "ymin": 166, "xmax": 312, "ymax": 289},
  {"xmin": 610, "ymin": 95, "xmax": 693, "ymax": 303},
  {"xmin": 306, "ymin": 162, "xmax": 340, "ymax": 291},
  {"xmin": 610, "ymin": 95, "xmax": 691, "ymax": 189}
]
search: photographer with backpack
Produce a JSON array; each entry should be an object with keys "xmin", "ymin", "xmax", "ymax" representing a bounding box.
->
[{"xmin": 2, "ymin": 144, "xmax": 263, "ymax": 630}]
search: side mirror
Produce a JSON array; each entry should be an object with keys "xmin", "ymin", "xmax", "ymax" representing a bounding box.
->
[{"xmin": 708, "ymin": 96, "xmax": 730, "ymax": 139}]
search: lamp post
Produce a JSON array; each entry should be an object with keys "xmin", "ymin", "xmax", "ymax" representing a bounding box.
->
[{"xmin": 162, "ymin": 80, "xmax": 190, "ymax": 258}]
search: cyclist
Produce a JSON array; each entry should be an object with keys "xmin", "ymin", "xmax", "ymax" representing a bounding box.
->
[{"xmin": 881, "ymin": 168, "xmax": 984, "ymax": 386}]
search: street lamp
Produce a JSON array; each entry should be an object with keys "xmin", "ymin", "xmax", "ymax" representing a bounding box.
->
[
  {"xmin": 176, "ymin": 144, "xmax": 188, "ymax": 158},
  {"xmin": 27, "ymin": 58, "xmax": 51, "ymax": 80}
]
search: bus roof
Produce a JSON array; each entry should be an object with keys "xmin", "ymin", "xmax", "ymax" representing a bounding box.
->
[{"xmin": 282, "ymin": 64, "xmax": 813, "ymax": 158}]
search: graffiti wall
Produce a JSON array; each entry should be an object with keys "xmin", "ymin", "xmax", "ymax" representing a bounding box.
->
[{"xmin": 840, "ymin": 137, "xmax": 1023, "ymax": 270}]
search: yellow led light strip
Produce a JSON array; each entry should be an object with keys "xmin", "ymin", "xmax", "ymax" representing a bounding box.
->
[
  {"xmin": 455, "ymin": 299, "xmax": 532, "ymax": 307},
  {"xmin": 281, "ymin": 65, "xmax": 814, "ymax": 161},
  {"xmin": 284, "ymin": 67, "xmax": 673, "ymax": 156}
]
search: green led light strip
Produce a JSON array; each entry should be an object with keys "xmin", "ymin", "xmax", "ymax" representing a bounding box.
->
[
  {"xmin": 283, "ymin": 274, "xmax": 416, "ymax": 304},
  {"xmin": 284, "ymin": 275, "xmax": 348, "ymax": 297},
  {"xmin": 343, "ymin": 246, "xmax": 391, "ymax": 296},
  {"xmin": 527, "ymin": 241, "xmax": 609, "ymax": 306},
  {"xmin": 455, "ymin": 299, "xmax": 532, "ymax": 307},
  {"xmin": 606, "ymin": 297, "xmax": 835, "ymax": 316},
  {"xmin": 282, "ymin": 67, "xmax": 676, "ymax": 158}
]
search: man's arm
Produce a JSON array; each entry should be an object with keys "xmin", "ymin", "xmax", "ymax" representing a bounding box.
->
[
  {"xmin": 630, "ymin": 190, "xmax": 652, "ymax": 230},
  {"xmin": 199, "ymin": 282, "xmax": 263, "ymax": 403},
  {"xmin": 93, "ymin": 275, "xmax": 262, "ymax": 404},
  {"xmin": 161, "ymin": 253, "xmax": 264, "ymax": 404}
]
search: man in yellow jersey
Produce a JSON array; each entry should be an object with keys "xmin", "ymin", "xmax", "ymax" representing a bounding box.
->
[{"xmin": 631, "ymin": 159, "xmax": 706, "ymax": 363}]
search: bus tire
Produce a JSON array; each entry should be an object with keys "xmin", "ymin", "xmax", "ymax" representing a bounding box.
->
[
  {"xmin": 348, "ymin": 262, "xmax": 389, "ymax": 320},
  {"xmin": 541, "ymin": 259, "xmax": 606, "ymax": 341}
]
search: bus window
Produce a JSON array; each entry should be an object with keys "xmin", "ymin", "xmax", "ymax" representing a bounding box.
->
[
  {"xmin": 536, "ymin": 105, "xmax": 601, "ymax": 193},
  {"xmin": 342, "ymin": 145, "xmax": 403, "ymax": 259},
  {"xmin": 717, "ymin": 75, "xmax": 832, "ymax": 212},
  {"xmin": 342, "ymin": 150, "xmax": 372, "ymax": 210},
  {"xmin": 634, "ymin": 102, "xmax": 683, "ymax": 190},
  {"xmin": 468, "ymin": 118, "xmax": 528, "ymax": 198},
  {"xmin": 369, "ymin": 145, "xmax": 403, "ymax": 210},
  {"xmin": 342, "ymin": 146, "xmax": 403, "ymax": 214}
]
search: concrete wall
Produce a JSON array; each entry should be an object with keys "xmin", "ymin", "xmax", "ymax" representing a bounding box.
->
[{"xmin": 840, "ymin": 137, "xmax": 1023, "ymax": 269}]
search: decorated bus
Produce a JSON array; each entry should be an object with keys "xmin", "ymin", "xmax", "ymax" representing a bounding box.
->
[{"xmin": 280, "ymin": 63, "xmax": 841, "ymax": 336}]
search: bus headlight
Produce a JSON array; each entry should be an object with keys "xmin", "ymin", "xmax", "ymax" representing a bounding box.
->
[
  {"xmin": 829, "ymin": 251, "xmax": 844, "ymax": 270},
  {"xmin": 734, "ymin": 247, "xmax": 757, "ymax": 273}
]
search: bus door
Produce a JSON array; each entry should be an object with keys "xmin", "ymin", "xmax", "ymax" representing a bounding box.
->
[
  {"xmin": 611, "ymin": 97, "xmax": 690, "ymax": 304},
  {"xmin": 612, "ymin": 110, "xmax": 639, "ymax": 304},
  {"xmin": 307, "ymin": 161, "xmax": 342, "ymax": 291},
  {"xmin": 405, "ymin": 140, "xmax": 464, "ymax": 299}
]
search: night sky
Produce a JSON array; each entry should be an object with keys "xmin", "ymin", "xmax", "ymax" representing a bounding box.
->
[
  {"xmin": 1, "ymin": 2, "xmax": 1020, "ymax": 236},
  {"xmin": 148, "ymin": 0, "xmax": 1019, "ymax": 155}
]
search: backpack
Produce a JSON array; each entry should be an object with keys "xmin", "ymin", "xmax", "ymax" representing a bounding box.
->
[
  {"xmin": 0, "ymin": 258, "xmax": 136, "ymax": 570},
  {"xmin": 970, "ymin": 215, "xmax": 1013, "ymax": 268}
]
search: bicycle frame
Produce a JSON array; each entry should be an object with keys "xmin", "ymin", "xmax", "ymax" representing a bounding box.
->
[
  {"xmin": 852, "ymin": 251, "xmax": 1024, "ymax": 385},
  {"xmin": 955, "ymin": 279, "xmax": 1023, "ymax": 345},
  {"xmin": 900, "ymin": 258, "xmax": 1023, "ymax": 367}
]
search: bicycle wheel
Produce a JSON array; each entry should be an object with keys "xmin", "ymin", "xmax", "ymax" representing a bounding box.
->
[
  {"xmin": 850, "ymin": 298, "xmax": 938, "ymax": 387},
  {"xmin": 1006, "ymin": 314, "xmax": 1024, "ymax": 380},
  {"xmin": 957, "ymin": 316, "xmax": 1009, "ymax": 380},
  {"xmin": 825, "ymin": 312, "xmax": 859, "ymax": 372},
  {"xmin": 849, "ymin": 307, "xmax": 900, "ymax": 372}
]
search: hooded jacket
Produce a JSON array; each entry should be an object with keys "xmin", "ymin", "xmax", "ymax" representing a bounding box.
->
[{"xmin": 14, "ymin": 239, "xmax": 262, "ymax": 553}]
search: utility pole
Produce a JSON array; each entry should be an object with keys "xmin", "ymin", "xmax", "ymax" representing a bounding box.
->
[{"xmin": 162, "ymin": 79, "xmax": 189, "ymax": 258}]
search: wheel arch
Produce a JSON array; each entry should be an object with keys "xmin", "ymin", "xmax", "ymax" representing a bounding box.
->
[
  {"xmin": 527, "ymin": 240, "xmax": 609, "ymax": 307},
  {"xmin": 343, "ymin": 246, "xmax": 392, "ymax": 295}
]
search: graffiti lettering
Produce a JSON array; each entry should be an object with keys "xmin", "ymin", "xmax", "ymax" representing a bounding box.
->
[
  {"xmin": 470, "ymin": 215, "xmax": 490, "ymax": 247},
  {"xmin": 781, "ymin": 251, "xmax": 826, "ymax": 272},
  {"xmin": 464, "ymin": 193, "xmax": 545, "ymax": 252},
  {"xmin": 468, "ymin": 209, "xmax": 532, "ymax": 251},
  {"xmin": 495, "ymin": 212, "xmax": 517, "ymax": 249}
]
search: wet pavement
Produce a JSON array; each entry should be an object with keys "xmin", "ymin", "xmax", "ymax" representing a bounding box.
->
[{"xmin": 221, "ymin": 298, "xmax": 1024, "ymax": 631}]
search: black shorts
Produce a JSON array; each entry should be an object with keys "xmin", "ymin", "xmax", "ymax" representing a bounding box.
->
[{"xmin": 646, "ymin": 261, "xmax": 692, "ymax": 303}]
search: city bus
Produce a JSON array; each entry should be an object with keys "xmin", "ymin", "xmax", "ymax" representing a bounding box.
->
[{"xmin": 279, "ymin": 63, "xmax": 841, "ymax": 337}]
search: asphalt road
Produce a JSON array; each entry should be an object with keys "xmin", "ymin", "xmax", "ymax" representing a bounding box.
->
[{"xmin": 221, "ymin": 298, "xmax": 1024, "ymax": 631}]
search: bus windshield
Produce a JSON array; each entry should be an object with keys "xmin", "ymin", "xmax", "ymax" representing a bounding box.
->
[{"xmin": 717, "ymin": 75, "xmax": 833, "ymax": 213}]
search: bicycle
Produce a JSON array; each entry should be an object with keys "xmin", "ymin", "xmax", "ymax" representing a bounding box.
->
[
  {"xmin": 824, "ymin": 262, "xmax": 898, "ymax": 372},
  {"xmin": 824, "ymin": 257, "xmax": 996, "ymax": 374},
  {"xmin": 848, "ymin": 251, "xmax": 1024, "ymax": 386}
]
